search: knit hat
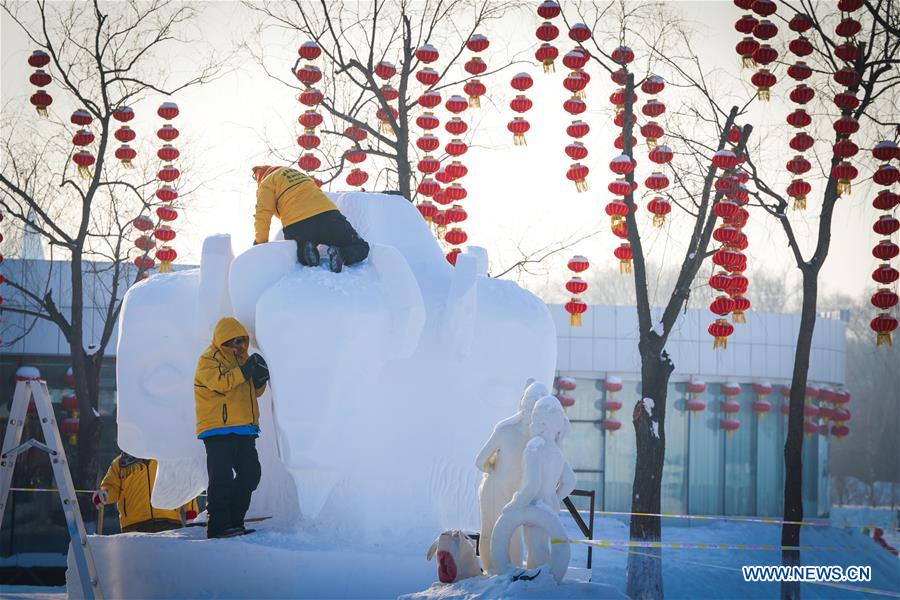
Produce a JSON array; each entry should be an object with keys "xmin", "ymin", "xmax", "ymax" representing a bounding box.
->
[{"xmin": 251, "ymin": 165, "xmax": 282, "ymax": 185}]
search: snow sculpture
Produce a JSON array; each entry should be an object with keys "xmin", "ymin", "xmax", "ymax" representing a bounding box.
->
[
  {"xmin": 489, "ymin": 396, "xmax": 576, "ymax": 583},
  {"xmin": 115, "ymin": 192, "xmax": 556, "ymax": 541},
  {"xmin": 475, "ymin": 380, "xmax": 549, "ymax": 572}
]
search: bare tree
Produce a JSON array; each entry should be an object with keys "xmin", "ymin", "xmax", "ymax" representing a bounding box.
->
[
  {"xmin": 737, "ymin": 2, "xmax": 899, "ymax": 595},
  {"xmin": 0, "ymin": 0, "xmax": 219, "ymax": 489},
  {"xmin": 246, "ymin": 0, "xmax": 519, "ymax": 201}
]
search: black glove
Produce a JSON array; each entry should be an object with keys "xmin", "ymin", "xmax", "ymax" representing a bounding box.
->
[
  {"xmin": 251, "ymin": 355, "xmax": 269, "ymax": 388},
  {"xmin": 239, "ymin": 353, "xmax": 262, "ymax": 381}
]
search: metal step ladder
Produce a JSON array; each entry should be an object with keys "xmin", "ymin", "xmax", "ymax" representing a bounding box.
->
[{"xmin": 0, "ymin": 379, "xmax": 104, "ymax": 599}]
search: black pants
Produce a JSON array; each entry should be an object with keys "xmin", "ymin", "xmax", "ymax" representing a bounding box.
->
[
  {"xmin": 122, "ymin": 519, "xmax": 182, "ymax": 534},
  {"xmin": 203, "ymin": 434, "xmax": 261, "ymax": 537},
  {"xmin": 283, "ymin": 210, "xmax": 370, "ymax": 266}
]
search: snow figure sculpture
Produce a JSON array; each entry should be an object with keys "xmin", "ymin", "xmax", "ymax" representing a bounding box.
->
[
  {"xmin": 489, "ymin": 396, "xmax": 576, "ymax": 583},
  {"xmin": 475, "ymin": 380, "xmax": 549, "ymax": 572},
  {"xmin": 115, "ymin": 192, "xmax": 556, "ymax": 542}
]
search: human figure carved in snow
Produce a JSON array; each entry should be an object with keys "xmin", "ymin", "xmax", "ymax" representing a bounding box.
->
[
  {"xmin": 489, "ymin": 395, "xmax": 575, "ymax": 582},
  {"xmin": 475, "ymin": 380, "xmax": 548, "ymax": 572}
]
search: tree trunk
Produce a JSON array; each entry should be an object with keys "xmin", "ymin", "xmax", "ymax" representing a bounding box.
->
[
  {"xmin": 626, "ymin": 346, "xmax": 673, "ymax": 600},
  {"xmin": 781, "ymin": 270, "xmax": 817, "ymax": 599},
  {"xmin": 396, "ymin": 132, "xmax": 412, "ymax": 201},
  {"xmin": 73, "ymin": 353, "xmax": 103, "ymax": 492}
]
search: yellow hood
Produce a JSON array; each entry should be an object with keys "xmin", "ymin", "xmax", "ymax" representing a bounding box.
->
[{"xmin": 212, "ymin": 317, "xmax": 250, "ymax": 350}]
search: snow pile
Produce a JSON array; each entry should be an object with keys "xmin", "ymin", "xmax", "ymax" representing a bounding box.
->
[
  {"xmin": 400, "ymin": 570, "xmax": 626, "ymax": 599},
  {"xmin": 115, "ymin": 192, "xmax": 557, "ymax": 542}
]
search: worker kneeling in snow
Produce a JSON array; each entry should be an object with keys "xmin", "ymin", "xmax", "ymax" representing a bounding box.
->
[
  {"xmin": 252, "ymin": 165, "xmax": 370, "ymax": 273},
  {"xmin": 93, "ymin": 453, "xmax": 198, "ymax": 533},
  {"xmin": 194, "ymin": 317, "xmax": 269, "ymax": 539}
]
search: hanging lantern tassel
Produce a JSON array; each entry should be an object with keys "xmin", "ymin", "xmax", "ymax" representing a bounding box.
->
[
  {"xmin": 78, "ymin": 165, "xmax": 92, "ymax": 179},
  {"xmin": 653, "ymin": 214, "xmax": 666, "ymax": 227},
  {"xmin": 793, "ymin": 194, "xmax": 806, "ymax": 211},
  {"xmin": 876, "ymin": 331, "xmax": 893, "ymax": 347},
  {"xmin": 836, "ymin": 178, "xmax": 851, "ymax": 196},
  {"xmin": 620, "ymin": 257, "xmax": 632, "ymax": 274},
  {"xmin": 733, "ymin": 308, "xmax": 746, "ymax": 324},
  {"xmin": 515, "ymin": 132, "xmax": 527, "ymax": 146},
  {"xmin": 565, "ymin": 298, "xmax": 587, "ymax": 327}
]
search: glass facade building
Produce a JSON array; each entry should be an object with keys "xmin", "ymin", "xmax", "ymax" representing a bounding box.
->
[{"xmin": 551, "ymin": 304, "xmax": 848, "ymax": 518}]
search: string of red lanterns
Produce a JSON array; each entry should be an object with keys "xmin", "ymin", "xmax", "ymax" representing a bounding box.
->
[
  {"xmin": 414, "ymin": 43, "xmax": 443, "ymax": 227},
  {"xmin": 152, "ymin": 102, "xmax": 180, "ymax": 273},
  {"xmin": 720, "ymin": 381, "xmax": 741, "ymax": 436},
  {"xmin": 555, "ymin": 375, "xmax": 576, "ymax": 408},
  {"xmin": 534, "ymin": 1, "xmax": 561, "ymax": 73},
  {"xmin": 295, "ymin": 41, "xmax": 328, "ymax": 183},
  {"xmin": 565, "ymin": 255, "xmax": 589, "ymax": 326},
  {"xmin": 70, "ymin": 107, "xmax": 95, "ymax": 180},
  {"xmin": 830, "ymin": 0, "xmax": 864, "ymax": 197},
  {"xmin": 27, "ymin": 50, "xmax": 53, "ymax": 117},
  {"xmin": 785, "ymin": 11, "xmax": 814, "ymax": 210},
  {"xmin": 869, "ymin": 137, "xmax": 900, "ymax": 346},
  {"xmin": 733, "ymin": 0, "xmax": 780, "ymax": 101},
  {"xmin": 508, "ymin": 72, "xmax": 533, "ymax": 146}
]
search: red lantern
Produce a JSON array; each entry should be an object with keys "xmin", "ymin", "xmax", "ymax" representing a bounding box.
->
[
  {"xmin": 642, "ymin": 99, "xmax": 666, "ymax": 118},
  {"xmin": 789, "ymin": 84, "xmax": 815, "ymax": 105},
  {"xmin": 446, "ymin": 248, "xmax": 461, "ymax": 265},
  {"xmin": 344, "ymin": 125, "xmax": 367, "ymax": 142},
  {"xmin": 464, "ymin": 57, "xmax": 487, "ymax": 76},
  {"xmin": 831, "ymin": 161, "xmax": 858, "ymax": 195},
  {"xmin": 417, "ymin": 155, "xmax": 440, "ymax": 174},
  {"xmin": 833, "ymin": 139, "xmax": 858, "ymax": 158},
  {"xmin": 133, "ymin": 215, "xmax": 154, "ymax": 232},
  {"xmin": 872, "ymin": 140, "xmax": 900, "ymax": 161},
  {"xmin": 833, "ymin": 67, "xmax": 860, "ymax": 88},
  {"xmin": 298, "ymin": 41, "xmax": 321, "ymax": 61},
  {"xmin": 157, "ymin": 206, "xmax": 178, "ymax": 222},
  {"xmin": 432, "ymin": 210, "xmax": 452, "ymax": 228},
  {"xmin": 874, "ymin": 165, "xmax": 900, "ymax": 187},
  {"xmin": 156, "ymin": 185, "xmax": 178, "ymax": 202},
  {"xmin": 445, "ymin": 95, "xmax": 468, "ymax": 114},
  {"xmin": 789, "ymin": 13, "xmax": 812, "ymax": 32},
  {"xmin": 568, "ymin": 255, "xmax": 589, "ymax": 273},
  {"xmin": 648, "ymin": 144, "xmax": 673, "ymax": 165},
  {"xmin": 787, "ymin": 61, "xmax": 812, "ymax": 81},
  {"xmin": 467, "ymin": 34, "xmax": 490, "ymax": 52},
  {"xmin": 297, "ymin": 154, "xmax": 320, "ymax": 171},
  {"xmin": 566, "ymin": 277, "xmax": 588, "ymax": 294},
  {"xmin": 786, "ymin": 179, "xmax": 811, "ymax": 209},
  {"xmin": 345, "ymin": 148, "xmax": 367, "ymax": 164},
  {"xmin": 376, "ymin": 106, "xmax": 399, "ymax": 133},
  {"xmin": 30, "ymin": 90, "xmax": 52, "ymax": 116},
  {"xmin": 446, "ymin": 183, "xmax": 468, "ymax": 201},
  {"xmin": 871, "ymin": 289, "xmax": 899, "ymax": 311},
  {"xmin": 834, "ymin": 42, "xmax": 860, "ymax": 63},
  {"xmin": 374, "ymin": 61, "xmax": 396, "ymax": 80},
  {"xmin": 446, "ymin": 117, "xmax": 468, "ymax": 136},
  {"xmin": 297, "ymin": 133, "xmax": 321, "ymax": 150},
  {"xmin": 28, "ymin": 49, "xmax": 50, "ymax": 68},
  {"xmin": 751, "ymin": 0, "xmax": 776, "ymax": 16},
  {"xmin": 614, "ymin": 243, "xmax": 633, "ymax": 273},
  {"xmin": 873, "ymin": 264, "xmax": 899, "ymax": 285},
  {"xmin": 156, "ymin": 246, "xmax": 177, "ymax": 273},
  {"xmin": 535, "ymin": 43, "xmax": 559, "ymax": 73},
  {"xmin": 720, "ymin": 419, "xmax": 741, "ymax": 436},
  {"xmin": 645, "ymin": 172, "xmax": 670, "ymax": 191},
  {"xmin": 447, "ymin": 204, "xmax": 467, "ymax": 224},
  {"xmin": 712, "ymin": 150, "xmax": 738, "ymax": 169},
  {"xmin": 416, "ymin": 112, "xmax": 440, "ymax": 131},
  {"xmin": 380, "ymin": 84, "xmax": 399, "ymax": 102},
  {"xmin": 417, "ymin": 201, "xmax": 438, "ymax": 222},
  {"xmin": 786, "ymin": 155, "xmax": 811, "ymax": 175},
  {"xmin": 565, "ymin": 141, "xmax": 588, "ymax": 161},
  {"xmin": 134, "ymin": 234, "xmax": 156, "ymax": 251},
  {"xmin": 72, "ymin": 150, "xmax": 94, "ymax": 178},
  {"xmin": 416, "ymin": 68, "xmax": 440, "ymax": 86},
  {"xmin": 157, "ymin": 124, "xmax": 179, "ymax": 142},
  {"xmin": 444, "ymin": 227, "xmax": 468, "ymax": 246},
  {"xmin": 29, "ymin": 69, "xmax": 52, "ymax": 87},
  {"xmin": 568, "ymin": 23, "xmax": 591, "ymax": 42},
  {"xmin": 788, "ymin": 36, "xmax": 813, "ymax": 57},
  {"xmin": 510, "ymin": 95, "xmax": 533, "ymax": 113},
  {"xmin": 537, "ymin": 0, "xmax": 561, "ymax": 18},
  {"xmin": 445, "ymin": 139, "xmax": 468, "ymax": 157},
  {"xmin": 874, "ymin": 215, "xmax": 900, "ymax": 237},
  {"xmin": 562, "ymin": 48, "xmax": 589, "ymax": 70},
  {"xmin": 566, "ymin": 120, "xmax": 589, "ymax": 139},
  {"xmin": 709, "ymin": 318, "xmax": 734, "ymax": 349},
  {"xmin": 446, "ymin": 161, "xmax": 468, "ymax": 180},
  {"xmin": 834, "ymin": 116, "xmax": 860, "ymax": 136},
  {"xmin": 641, "ymin": 74, "xmax": 665, "ymax": 95},
  {"xmin": 134, "ymin": 255, "xmax": 155, "ymax": 271},
  {"xmin": 417, "ymin": 134, "xmax": 440, "ymax": 153},
  {"xmin": 157, "ymin": 102, "xmax": 179, "ymax": 120},
  {"xmin": 418, "ymin": 91, "xmax": 442, "ymax": 111},
  {"xmin": 72, "ymin": 129, "xmax": 95, "ymax": 147},
  {"xmin": 871, "ymin": 313, "xmax": 898, "ymax": 346},
  {"xmin": 346, "ymin": 168, "xmax": 369, "ymax": 187},
  {"xmin": 417, "ymin": 178, "xmax": 440, "ymax": 197},
  {"xmin": 115, "ymin": 145, "xmax": 136, "ymax": 166},
  {"xmin": 647, "ymin": 197, "xmax": 671, "ymax": 227},
  {"xmin": 641, "ymin": 122, "xmax": 665, "ymax": 147},
  {"xmin": 750, "ymin": 68, "xmax": 776, "ymax": 100},
  {"xmin": 565, "ymin": 297, "xmax": 588, "ymax": 327},
  {"xmin": 608, "ymin": 179, "xmax": 633, "ymax": 197},
  {"xmin": 605, "ymin": 199, "xmax": 630, "ymax": 228},
  {"xmin": 834, "ymin": 91, "xmax": 859, "ymax": 111},
  {"xmin": 415, "ymin": 44, "xmax": 439, "ymax": 63},
  {"xmin": 112, "ymin": 106, "xmax": 134, "ymax": 122},
  {"xmin": 710, "ymin": 295, "xmax": 736, "ymax": 316},
  {"xmin": 555, "ymin": 393, "xmax": 576, "ymax": 407},
  {"xmin": 563, "ymin": 70, "xmax": 588, "ymax": 98},
  {"xmin": 511, "ymin": 72, "xmax": 533, "ymax": 91},
  {"xmin": 70, "ymin": 109, "xmax": 92, "ymax": 126},
  {"xmin": 609, "ymin": 154, "xmax": 634, "ymax": 175},
  {"xmin": 835, "ymin": 17, "xmax": 861, "ymax": 38},
  {"xmin": 567, "ymin": 163, "xmax": 589, "ymax": 192},
  {"xmin": 873, "ymin": 240, "xmax": 899, "ymax": 261},
  {"xmin": 735, "ymin": 37, "xmax": 760, "ymax": 67},
  {"xmin": 536, "ymin": 21, "xmax": 560, "ymax": 42}
]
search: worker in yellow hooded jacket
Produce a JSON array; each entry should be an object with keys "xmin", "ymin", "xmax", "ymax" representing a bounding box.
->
[
  {"xmin": 252, "ymin": 165, "xmax": 370, "ymax": 273},
  {"xmin": 194, "ymin": 317, "xmax": 269, "ymax": 538},
  {"xmin": 93, "ymin": 453, "xmax": 199, "ymax": 533}
]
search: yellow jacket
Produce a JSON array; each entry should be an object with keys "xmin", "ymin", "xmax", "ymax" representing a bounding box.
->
[
  {"xmin": 100, "ymin": 456, "xmax": 197, "ymax": 530},
  {"xmin": 254, "ymin": 167, "xmax": 337, "ymax": 243},
  {"xmin": 194, "ymin": 317, "xmax": 266, "ymax": 436}
]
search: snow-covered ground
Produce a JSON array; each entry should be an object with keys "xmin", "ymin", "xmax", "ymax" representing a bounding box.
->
[{"xmin": 8, "ymin": 510, "xmax": 876, "ymax": 598}]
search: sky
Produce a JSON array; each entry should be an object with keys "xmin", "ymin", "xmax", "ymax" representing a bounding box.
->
[{"xmin": 0, "ymin": 0, "xmax": 890, "ymax": 308}]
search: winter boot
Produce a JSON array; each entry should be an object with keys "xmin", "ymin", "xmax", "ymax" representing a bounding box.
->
[
  {"xmin": 208, "ymin": 526, "xmax": 244, "ymax": 539},
  {"xmin": 298, "ymin": 241, "xmax": 320, "ymax": 267},
  {"xmin": 327, "ymin": 246, "xmax": 344, "ymax": 273},
  {"xmin": 237, "ymin": 527, "xmax": 256, "ymax": 536}
]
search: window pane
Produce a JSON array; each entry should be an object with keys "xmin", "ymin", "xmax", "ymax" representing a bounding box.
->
[
  {"xmin": 688, "ymin": 387, "xmax": 722, "ymax": 515},
  {"xmin": 564, "ymin": 422, "xmax": 603, "ymax": 471},
  {"xmin": 724, "ymin": 388, "xmax": 752, "ymax": 516}
]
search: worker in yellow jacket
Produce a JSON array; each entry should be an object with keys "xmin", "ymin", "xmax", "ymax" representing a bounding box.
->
[
  {"xmin": 194, "ymin": 317, "xmax": 269, "ymax": 538},
  {"xmin": 252, "ymin": 165, "xmax": 370, "ymax": 273},
  {"xmin": 93, "ymin": 453, "xmax": 199, "ymax": 533}
]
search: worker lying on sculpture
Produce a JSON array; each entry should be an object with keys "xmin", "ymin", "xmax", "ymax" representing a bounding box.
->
[
  {"xmin": 488, "ymin": 395, "xmax": 576, "ymax": 580},
  {"xmin": 475, "ymin": 379, "xmax": 549, "ymax": 571},
  {"xmin": 93, "ymin": 452, "xmax": 199, "ymax": 533},
  {"xmin": 251, "ymin": 165, "xmax": 370, "ymax": 273}
]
